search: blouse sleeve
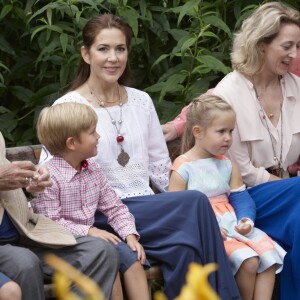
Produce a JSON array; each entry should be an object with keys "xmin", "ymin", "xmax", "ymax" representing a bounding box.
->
[{"xmin": 147, "ymin": 97, "xmax": 172, "ymax": 192}]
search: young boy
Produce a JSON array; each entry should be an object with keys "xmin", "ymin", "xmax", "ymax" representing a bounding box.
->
[{"xmin": 33, "ymin": 102, "xmax": 149, "ymax": 300}]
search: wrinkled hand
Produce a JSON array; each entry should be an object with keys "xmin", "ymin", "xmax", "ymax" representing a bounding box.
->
[
  {"xmin": 26, "ymin": 166, "xmax": 52, "ymax": 193},
  {"xmin": 220, "ymin": 227, "xmax": 228, "ymax": 241},
  {"xmin": 235, "ymin": 218, "xmax": 253, "ymax": 236},
  {"xmin": 126, "ymin": 234, "xmax": 146, "ymax": 264},
  {"xmin": 88, "ymin": 227, "xmax": 121, "ymax": 244},
  {"xmin": 161, "ymin": 123, "xmax": 178, "ymax": 142},
  {"xmin": 0, "ymin": 161, "xmax": 51, "ymax": 191}
]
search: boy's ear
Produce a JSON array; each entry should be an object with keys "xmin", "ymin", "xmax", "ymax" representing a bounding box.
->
[
  {"xmin": 192, "ymin": 125, "xmax": 204, "ymax": 139},
  {"xmin": 66, "ymin": 137, "xmax": 76, "ymax": 150}
]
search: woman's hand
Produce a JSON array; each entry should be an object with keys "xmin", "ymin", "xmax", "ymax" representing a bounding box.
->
[
  {"xmin": 88, "ymin": 227, "xmax": 121, "ymax": 244},
  {"xmin": 126, "ymin": 234, "xmax": 146, "ymax": 264}
]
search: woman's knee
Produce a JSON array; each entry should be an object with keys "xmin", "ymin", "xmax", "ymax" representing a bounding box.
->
[{"xmin": 240, "ymin": 257, "xmax": 259, "ymax": 274}]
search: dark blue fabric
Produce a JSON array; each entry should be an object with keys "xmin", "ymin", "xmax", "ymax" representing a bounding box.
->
[
  {"xmin": 229, "ymin": 189, "xmax": 256, "ymax": 222},
  {"xmin": 113, "ymin": 241, "xmax": 150, "ymax": 274},
  {"xmin": 248, "ymin": 176, "xmax": 300, "ymax": 300},
  {"xmin": 0, "ymin": 211, "xmax": 18, "ymax": 239},
  {"xmin": 0, "ymin": 272, "xmax": 11, "ymax": 287},
  {"xmin": 94, "ymin": 190, "xmax": 241, "ymax": 300}
]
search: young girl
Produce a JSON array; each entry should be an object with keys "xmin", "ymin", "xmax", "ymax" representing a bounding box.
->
[
  {"xmin": 168, "ymin": 94, "xmax": 286, "ymax": 300},
  {"xmin": 33, "ymin": 102, "xmax": 149, "ymax": 300}
]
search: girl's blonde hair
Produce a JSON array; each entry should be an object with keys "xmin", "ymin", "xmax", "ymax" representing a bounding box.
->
[
  {"xmin": 231, "ymin": 2, "xmax": 300, "ymax": 76},
  {"xmin": 37, "ymin": 102, "xmax": 98, "ymax": 155},
  {"xmin": 181, "ymin": 94, "xmax": 234, "ymax": 154}
]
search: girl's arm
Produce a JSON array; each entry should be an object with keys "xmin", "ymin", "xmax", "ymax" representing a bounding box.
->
[
  {"xmin": 168, "ymin": 170, "xmax": 187, "ymax": 191},
  {"xmin": 229, "ymin": 159, "xmax": 244, "ymax": 189},
  {"xmin": 229, "ymin": 159, "xmax": 256, "ymax": 236}
]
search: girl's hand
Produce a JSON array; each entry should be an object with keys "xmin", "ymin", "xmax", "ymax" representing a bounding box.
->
[
  {"xmin": 126, "ymin": 234, "xmax": 146, "ymax": 264},
  {"xmin": 220, "ymin": 227, "xmax": 228, "ymax": 241},
  {"xmin": 235, "ymin": 218, "xmax": 253, "ymax": 236},
  {"xmin": 88, "ymin": 227, "xmax": 121, "ymax": 244}
]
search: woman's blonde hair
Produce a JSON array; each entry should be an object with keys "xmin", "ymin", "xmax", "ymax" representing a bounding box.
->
[
  {"xmin": 181, "ymin": 94, "xmax": 234, "ymax": 154},
  {"xmin": 231, "ymin": 2, "xmax": 300, "ymax": 75},
  {"xmin": 37, "ymin": 102, "xmax": 98, "ymax": 155}
]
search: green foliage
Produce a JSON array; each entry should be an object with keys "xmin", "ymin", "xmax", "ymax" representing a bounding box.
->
[{"xmin": 0, "ymin": 0, "xmax": 299, "ymax": 146}]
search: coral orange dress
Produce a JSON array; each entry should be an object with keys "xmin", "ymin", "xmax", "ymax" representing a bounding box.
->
[{"xmin": 172, "ymin": 155, "xmax": 286, "ymax": 275}]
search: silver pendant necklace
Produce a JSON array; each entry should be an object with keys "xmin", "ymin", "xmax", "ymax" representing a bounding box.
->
[{"xmin": 88, "ymin": 84, "xmax": 130, "ymax": 167}]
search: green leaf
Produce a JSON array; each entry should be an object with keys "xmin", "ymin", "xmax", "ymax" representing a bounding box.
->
[
  {"xmin": 10, "ymin": 86, "xmax": 34, "ymax": 104},
  {"xmin": 0, "ymin": 62, "xmax": 11, "ymax": 73},
  {"xmin": 170, "ymin": 0, "xmax": 201, "ymax": 26},
  {"xmin": 0, "ymin": 4, "xmax": 13, "ymax": 21},
  {"xmin": 0, "ymin": 35, "xmax": 16, "ymax": 56},
  {"xmin": 28, "ymin": 3, "xmax": 59, "ymax": 23},
  {"xmin": 158, "ymin": 73, "xmax": 187, "ymax": 102},
  {"xmin": 60, "ymin": 33, "xmax": 68, "ymax": 54},
  {"xmin": 118, "ymin": 8, "xmax": 139, "ymax": 37},
  {"xmin": 203, "ymin": 15, "xmax": 232, "ymax": 37},
  {"xmin": 151, "ymin": 54, "xmax": 170, "ymax": 70},
  {"xmin": 166, "ymin": 29, "xmax": 189, "ymax": 42},
  {"xmin": 195, "ymin": 55, "xmax": 230, "ymax": 74},
  {"xmin": 30, "ymin": 25, "xmax": 48, "ymax": 42},
  {"xmin": 46, "ymin": 8, "xmax": 52, "ymax": 25},
  {"xmin": 181, "ymin": 37, "xmax": 197, "ymax": 52}
]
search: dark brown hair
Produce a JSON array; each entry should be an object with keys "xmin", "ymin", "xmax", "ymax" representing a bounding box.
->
[{"xmin": 68, "ymin": 14, "xmax": 133, "ymax": 91}]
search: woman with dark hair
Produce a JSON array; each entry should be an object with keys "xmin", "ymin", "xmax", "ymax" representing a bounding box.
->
[{"xmin": 40, "ymin": 14, "xmax": 240, "ymax": 300}]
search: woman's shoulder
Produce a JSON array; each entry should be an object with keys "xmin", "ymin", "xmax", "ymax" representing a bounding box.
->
[
  {"xmin": 125, "ymin": 86, "xmax": 154, "ymax": 110},
  {"xmin": 214, "ymin": 71, "xmax": 249, "ymax": 92},
  {"xmin": 53, "ymin": 91, "xmax": 90, "ymax": 106}
]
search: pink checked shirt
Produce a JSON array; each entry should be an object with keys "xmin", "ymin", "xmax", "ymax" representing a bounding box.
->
[{"xmin": 33, "ymin": 156, "xmax": 139, "ymax": 240}]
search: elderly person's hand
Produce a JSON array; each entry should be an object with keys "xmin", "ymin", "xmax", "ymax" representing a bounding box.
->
[
  {"xmin": 0, "ymin": 161, "xmax": 52, "ymax": 192},
  {"xmin": 161, "ymin": 123, "xmax": 178, "ymax": 142},
  {"xmin": 26, "ymin": 166, "xmax": 52, "ymax": 193}
]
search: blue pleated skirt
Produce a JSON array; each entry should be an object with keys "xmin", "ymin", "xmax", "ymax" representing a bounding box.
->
[
  {"xmin": 248, "ymin": 176, "xmax": 300, "ymax": 300},
  {"xmin": 94, "ymin": 190, "xmax": 241, "ymax": 300}
]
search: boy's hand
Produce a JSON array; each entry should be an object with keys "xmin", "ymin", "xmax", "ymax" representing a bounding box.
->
[
  {"xmin": 126, "ymin": 234, "xmax": 146, "ymax": 264},
  {"xmin": 88, "ymin": 227, "xmax": 121, "ymax": 244}
]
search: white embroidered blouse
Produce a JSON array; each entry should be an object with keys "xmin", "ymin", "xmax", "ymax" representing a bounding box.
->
[{"xmin": 40, "ymin": 87, "xmax": 171, "ymax": 199}]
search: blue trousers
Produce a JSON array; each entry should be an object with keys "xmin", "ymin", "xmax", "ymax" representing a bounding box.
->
[
  {"xmin": 94, "ymin": 190, "xmax": 241, "ymax": 300},
  {"xmin": 247, "ymin": 176, "xmax": 300, "ymax": 300}
]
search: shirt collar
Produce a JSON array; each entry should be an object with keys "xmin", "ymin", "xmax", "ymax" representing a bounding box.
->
[{"xmin": 51, "ymin": 156, "xmax": 90, "ymax": 181}]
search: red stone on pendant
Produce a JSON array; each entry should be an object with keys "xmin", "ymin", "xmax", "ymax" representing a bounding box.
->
[{"xmin": 117, "ymin": 135, "xmax": 124, "ymax": 143}]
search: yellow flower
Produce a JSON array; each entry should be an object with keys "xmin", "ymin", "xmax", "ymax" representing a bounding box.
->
[
  {"xmin": 155, "ymin": 262, "xmax": 220, "ymax": 300},
  {"xmin": 174, "ymin": 285, "xmax": 199, "ymax": 300},
  {"xmin": 154, "ymin": 291, "xmax": 168, "ymax": 300},
  {"xmin": 45, "ymin": 254, "xmax": 104, "ymax": 300},
  {"xmin": 185, "ymin": 263, "xmax": 220, "ymax": 300}
]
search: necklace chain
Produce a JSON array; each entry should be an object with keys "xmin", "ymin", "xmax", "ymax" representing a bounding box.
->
[
  {"xmin": 87, "ymin": 83, "xmax": 130, "ymax": 167},
  {"xmin": 253, "ymin": 81, "xmax": 283, "ymax": 177}
]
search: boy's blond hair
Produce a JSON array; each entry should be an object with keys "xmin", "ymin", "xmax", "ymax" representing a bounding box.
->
[{"xmin": 37, "ymin": 102, "xmax": 98, "ymax": 155}]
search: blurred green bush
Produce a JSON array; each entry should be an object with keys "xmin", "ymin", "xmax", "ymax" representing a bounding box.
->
[{"xmin": 0, "ymin": 0, "xmax": 299, "ymax": 145}]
